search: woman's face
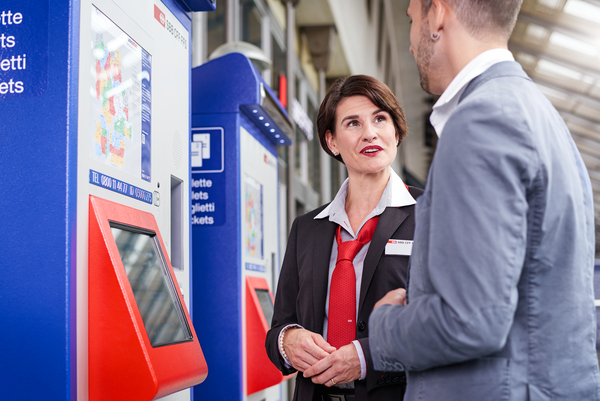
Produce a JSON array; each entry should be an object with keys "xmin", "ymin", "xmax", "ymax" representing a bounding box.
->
[{"xmin": 326, "ymin": 95, "xmax": 398, "ymax": 177}]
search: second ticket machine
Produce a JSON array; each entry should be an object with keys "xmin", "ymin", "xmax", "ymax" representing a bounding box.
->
[{"xmin": 190, "ymin": 53, "xmax": 293, "ymax": 401}]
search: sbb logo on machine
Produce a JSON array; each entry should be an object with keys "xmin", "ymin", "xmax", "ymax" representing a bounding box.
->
[
  {"xmin": 154, "ymin": 4, "xmax": 165, "ymax": 27},
  {"xmin": 153, "ymin": 3, "xmax": 187, "ymax": 49}
]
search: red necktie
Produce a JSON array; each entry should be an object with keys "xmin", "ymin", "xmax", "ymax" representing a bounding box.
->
[{"xmin": 327, "ymin": 216, "xmax": 380, "ymax": 349}]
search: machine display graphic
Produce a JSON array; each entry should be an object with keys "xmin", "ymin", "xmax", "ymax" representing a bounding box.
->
[
  {"xmin": 244, "ymin": 174, "xmax": 263, "ymax": 259},
  {"xmin": 90, "ymin": 6, "xmax": 152, "ymax": 181}
]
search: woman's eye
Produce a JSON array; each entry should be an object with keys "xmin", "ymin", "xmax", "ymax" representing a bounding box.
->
[
  {"xmin": 374, "ymin": 115, "xmax": 386, "ymax": 123},
  {"xmin": 347, "ymin": 120, "xmax": 359, "ymax": 127}
]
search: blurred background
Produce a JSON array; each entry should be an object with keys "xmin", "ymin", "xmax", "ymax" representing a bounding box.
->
[{"xmin": 191, "ymin": 0, "xmax": 600, "ymax": 256}]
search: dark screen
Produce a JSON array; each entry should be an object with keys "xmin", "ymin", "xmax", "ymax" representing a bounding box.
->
[
  {"xmin": 111, "ymin": 225, "xmax": 192, "ymax": 347},
  {"xmin": 254, "ymin": 288, "xmax": 274, "ymax": 329},
  {"xmin": 261, "ymin": 86, "xmax": 293, "ymax": 140}
]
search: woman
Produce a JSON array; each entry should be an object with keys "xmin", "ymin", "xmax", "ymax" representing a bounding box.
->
[{"xmin": 266, "ymin": 75, "xmax": 422, "ymax": 401}]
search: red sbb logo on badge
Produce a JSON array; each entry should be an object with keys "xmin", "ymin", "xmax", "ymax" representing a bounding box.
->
[{"xmin": 154, "ymin": 4, "xmax": 165, "ymax": 27}]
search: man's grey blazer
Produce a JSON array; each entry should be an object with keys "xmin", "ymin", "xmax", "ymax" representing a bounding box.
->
[{"xmin": 369, "ymin": 61, "xmax": 600, "ymax": 400}]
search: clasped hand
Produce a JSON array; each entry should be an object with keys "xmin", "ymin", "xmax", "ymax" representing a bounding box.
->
[
  {"xmin": 282, "ymin": 288, "xmax": 405, "ymax": 387},
  {"xmin": 283, "ymin": 328, "xmax": 361, "ymax": 386}
]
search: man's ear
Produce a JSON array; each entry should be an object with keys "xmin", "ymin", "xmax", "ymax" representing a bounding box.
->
[{"xmin": 428, "ymin": 0, "xmax": 449, "ymax": 35}]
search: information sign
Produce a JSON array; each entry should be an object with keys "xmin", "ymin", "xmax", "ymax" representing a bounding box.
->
[
  {"xmin": 89, "ymin": 169, "xmax": 153, "ymax": 204},
  {"xmin": 0, "ymin": 1, "xmax": 48, "ymax": 98}
]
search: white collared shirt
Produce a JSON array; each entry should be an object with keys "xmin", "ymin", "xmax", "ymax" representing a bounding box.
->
[
  {"xmin": 314, "ymin": 168, "xmax": 416, "ymax": 226},
  {"xmin": 430, "ymin": 49, "xmax": 514, "ymax": 136}
]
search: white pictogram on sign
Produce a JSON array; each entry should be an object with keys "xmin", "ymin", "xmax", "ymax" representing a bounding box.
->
[{"xmin": 191, "ymin": 133, "xmax": 211, "ymax": 167}]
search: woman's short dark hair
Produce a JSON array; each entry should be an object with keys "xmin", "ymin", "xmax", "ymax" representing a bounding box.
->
[{"xmin": 317, "ymin": 75, "xmax": 407, "ymax": 163}]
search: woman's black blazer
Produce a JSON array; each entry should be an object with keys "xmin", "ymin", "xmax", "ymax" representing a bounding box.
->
[{"xmin": 266, "ymin": 186, "xmax": 423, "ymax": 401}]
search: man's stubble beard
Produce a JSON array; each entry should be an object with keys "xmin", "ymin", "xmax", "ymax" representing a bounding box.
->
[{"xmin": 416, "ymin": 22, "xmax": 435, "ymax": 95}]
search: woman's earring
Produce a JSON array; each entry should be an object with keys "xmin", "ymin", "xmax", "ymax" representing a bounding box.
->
[
  {"xmin": 396, "ymin": 141, "xmax": 399, "ymax": 146},
  {"xmin": 332, "ymin": 151, "xmax": 338, "ymax": 156}
]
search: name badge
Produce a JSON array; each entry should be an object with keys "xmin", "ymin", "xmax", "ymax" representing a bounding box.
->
[{"xmin": 385, "ymin": 240, "xmax": 413, "ymax": 256}]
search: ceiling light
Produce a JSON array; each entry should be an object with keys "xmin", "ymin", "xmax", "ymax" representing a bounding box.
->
[
  {"xmin": 549, "ymin": 32, "xmax": 598, "ymax": 57},
  {"xmin": 536, "ymin": 59, "xmax": 583, "ymax": 80},
  {"xmin": 537, "ymin": 0, "xmax": 563, "ymax": 9},
  {"xmin": 525, "ymin": 24, "xmax": 549, "ymax": 43},
  {"xmin": 564, "ymin": 0, "xmax": 600, "ymax": 24}
]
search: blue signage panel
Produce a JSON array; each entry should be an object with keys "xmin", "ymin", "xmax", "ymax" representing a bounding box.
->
[
  {"xmin": 0, "ymin": 0, "xmax": 48, "ymax": 98},
  {"xmin": 191, "ymin": 127, "xmax": 225, "ymax": 226},
  {"xmin": 89, "ymin": 170, "xmax": 153, "ymax": 204}
]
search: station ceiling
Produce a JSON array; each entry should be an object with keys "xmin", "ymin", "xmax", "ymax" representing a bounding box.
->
[{"xmin": 295, "ymin": 0, "xmax": 352, "ymax": 78}]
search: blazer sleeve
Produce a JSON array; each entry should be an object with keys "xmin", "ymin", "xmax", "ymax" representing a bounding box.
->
[{"xmin": 265, "ymin": 216, "xmax": 301, "ymax": 375}]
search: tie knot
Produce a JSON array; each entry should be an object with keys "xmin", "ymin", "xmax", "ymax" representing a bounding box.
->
[
  {"xmin": 335, "ymin": 216, "xmax": 380, "ymax": 262},
  {"xmin": 337, "ymin": 240, "xmax": 364, "ymax": 262}
]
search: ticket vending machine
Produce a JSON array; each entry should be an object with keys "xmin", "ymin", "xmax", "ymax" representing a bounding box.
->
[
  {"xmin": 0, "ymin": 0, "xmax": 214, "ymax": 399},
  {"xmin": 190, "ymin": 53, "xmax": 293, "ymax": 401}
]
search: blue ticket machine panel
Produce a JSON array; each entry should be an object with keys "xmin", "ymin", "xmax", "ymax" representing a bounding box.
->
[
  {"xmin": 188, "ymin": 0, "xmax": 217, "ymax": 11},
  {"xmin": 190, "ymin": 53, "xmax": 292, "ymax": 401},
  {"xmin": 0, "ymin": 0, "xmax": 215, "ymax": 399}
]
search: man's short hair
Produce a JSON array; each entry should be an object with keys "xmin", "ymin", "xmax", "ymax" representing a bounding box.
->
[{"xmin": 421, "ymin": 0, "xmax": 523, "ymax": 40}]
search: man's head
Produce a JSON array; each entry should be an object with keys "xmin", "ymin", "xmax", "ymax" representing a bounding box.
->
[{"xmin": 407, "ymin": 0, "xmax": 522, "ymax": 94}]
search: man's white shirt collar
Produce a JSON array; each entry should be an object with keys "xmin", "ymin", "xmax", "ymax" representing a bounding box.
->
[
  {"xmin": 430, "ymin": 49, "xmax": 514, "ymax": 137},
  {"xmin": 315, "ymin": 168, "xmax": 416, "ymax": 221}
]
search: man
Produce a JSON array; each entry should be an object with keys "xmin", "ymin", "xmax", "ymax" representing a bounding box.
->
[{"xmin": 367, "ymin": 0, "xmax": 600, "ymax": 399}]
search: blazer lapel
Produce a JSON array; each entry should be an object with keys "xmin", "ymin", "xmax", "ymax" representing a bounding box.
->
[
  {"xmin": 358, "ymin": 207, "xmax": 409, "ymax": 314},
  {"xmin": 311, "ymin": 217, "xmax": 337, "ymax": 333}
]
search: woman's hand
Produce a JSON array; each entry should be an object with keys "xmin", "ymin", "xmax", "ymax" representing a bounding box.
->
[
  {"xmin": 302, "ymin": 344, "xmax": 361, "ymax": 386},
  {"xmin": 374, "ymin": 288, "xmax": 407, "ymax": 310},
  {"xmin": 283, "ymin": 328, "xmax": 336, "ymax": 372}
]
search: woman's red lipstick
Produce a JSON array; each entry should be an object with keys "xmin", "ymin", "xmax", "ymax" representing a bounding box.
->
[{"xmin": 360, "ymin": 145, "xmax": 383, "ymax": 156}]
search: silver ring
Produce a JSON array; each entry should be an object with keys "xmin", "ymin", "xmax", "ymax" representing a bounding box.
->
[{"xmin": 331, "ymin": 378, "xmax": 336, "ymax": 385}]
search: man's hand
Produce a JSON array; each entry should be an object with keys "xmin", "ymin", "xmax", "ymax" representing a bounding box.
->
[
  {"xmin": 283, "ymin": 328, "xmax": 336, "ymax": 372},
  {"xmin": 302, "ymin": 344, "xmax": 361, "ymax": 386},
  {"xmin": 374, "ymin": 288, "xmax": 406, "ymax": 310}
]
